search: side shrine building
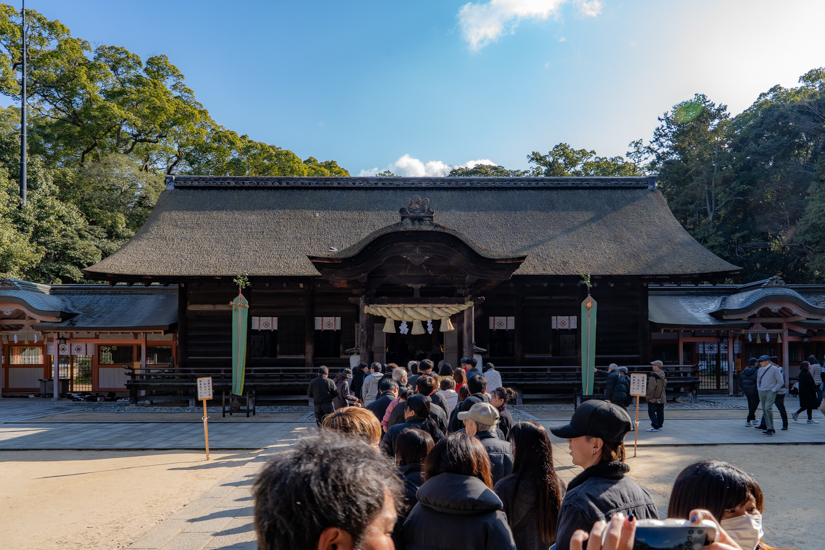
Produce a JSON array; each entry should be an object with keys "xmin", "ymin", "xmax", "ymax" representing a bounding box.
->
[
  {"xmin": 3, "ymin": 176, "xmax": 825, "ymax": 398},
  {"xmin": 79, "ymin": 176, "xmax": 741, "ymax": 390}
]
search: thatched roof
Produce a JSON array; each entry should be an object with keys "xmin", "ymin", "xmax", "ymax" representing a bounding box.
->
[{"xmin": 84, "ymin": 176, "xmax": 740, "ymax": 280}]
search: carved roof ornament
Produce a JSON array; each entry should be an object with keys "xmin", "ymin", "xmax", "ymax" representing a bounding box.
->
[
  {"xmin": 400, "ymin": 195, "xmax": 434, "ymax": 223},
  {"xmin": 763, "ymin": 276, "xmax": 785, "ymax": 287},
  {"xmin": 0, "ymin": 278, "xmax": 20, "ymax": 289}
]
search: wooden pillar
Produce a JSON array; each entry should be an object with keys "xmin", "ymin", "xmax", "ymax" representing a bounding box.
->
[
  {"xmin": 176, "ymin": 283, "xmax": 187, "ymax": 369},
  {"xmin": 140, "ymin": 333, "xmax": 147, "ymax": 369},
  {"xmin": 638, "ymin": 282, "xmax": 650, "ymax": 364},
  {"xmin": 304, "ymin": 284, "xmax": 315, "ymax": 370},
  {"xmin": 462, "ymin": 297, "xmax": 474, "ymax": 360},
  {"xmin": 514, "ymin": 288, "xmax": 524, "ymax": 366},
  {"xmin": 52, "ymin": 332, "xmax": 59, "ymax": 401},
  {"xmin": 678, "ymin": 331, "xmax": 684, "ymax": 364},
  {"xmin": 358, "ymin": 296, "xmax": 373, "ymax": 364},
  {"xmin": 727, "ymin": 334, "xmax": 734, "ymax": 396}
]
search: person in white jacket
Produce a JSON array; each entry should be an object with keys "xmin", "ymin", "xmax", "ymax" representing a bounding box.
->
[
  {"xmin": 360, "ymin": 363, "xmax": 384, "ymax": 407},
  {"xmin": 756, "ymin": 354, "xmax": 784, "ymax": 435},
  {"xmin": 436, "ymin": 377, "xmax": 459, "ymax": 415}
]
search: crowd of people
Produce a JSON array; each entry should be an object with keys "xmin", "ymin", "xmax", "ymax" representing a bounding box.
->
[
  {"xmin": 272, "ymin": 358, "xmax": 788, "ymax": 550},
  {"xmin": 740, "ymin": 355, "xmax": 824, "ymax": 434}
]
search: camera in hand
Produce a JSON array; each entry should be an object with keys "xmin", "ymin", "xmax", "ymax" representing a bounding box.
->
[{"xmin": 632, "ymin": 519, "xmax": 717, "ymax": 550}]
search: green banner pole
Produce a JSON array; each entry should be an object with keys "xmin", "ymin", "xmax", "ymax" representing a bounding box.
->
[
  {"xmin": 231, "ymin": 292, "xmax": 249, "ymax": 395},
  {"xmin": 581, "ymin": 294, "xmax": 597, "ymax": 395}
]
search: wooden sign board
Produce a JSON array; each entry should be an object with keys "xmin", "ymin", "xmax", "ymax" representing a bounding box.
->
[
  {"xmin": 630, "ymin": 373, "xmax": 647, "ymax": 397},
  {"xmin": 197, "ymin": 377, "xmax": 213, "ymax": 401}
]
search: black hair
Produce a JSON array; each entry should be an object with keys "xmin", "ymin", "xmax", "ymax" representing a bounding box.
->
[
  {"xmin": 492, "ymin": 386, "xmax": 517, "ymax": 405},
  {"xmin": 370, "ymin": 362, "xmax": 382, "ymax": 373},
  {"xmin": 509, "ymin": 422, "xmax": 564, "ymax": 544},
  {"xmin": 667, "ymin": 460, "xmax": 764, "ymax": 524},
  {"xmin": 379, "ymin": 377, "xmax": 399, "ymax": 393},
  {"xmin": 807, "ymin": 355, "xmax": 819, "ymax": 365},
  {"xmin": 485, "ymin": 362, "xmax": 496, "ymax": 371},
  {"xmin": 398, "ymin": 389, "xmax": 410, "ymax": 401},
  {"xmin": 467, "ymin": 373, "xmax": 487, "ymax": 394},
  {"xmin": 254, "ymin": 431, "xmax": 402, "ymax": 550},
  {"xmin": 770, "ymin": 356, "xmax": 778, "ymax": 362},
  {"xmin": 358, "ymin": 362, "xmax": 369, "ymax": 370},
  {"xmin": 457, "ymin": 384, "xmax": 470, "ymax": 402},
  {"xmin": 405, "ymin": 394, "xmax": 442, "ymax": 443},
  {"xmin": 800, "ymin": 361, "xmax": 810, "ymax": 371},
  {"xmin": 438, "ymin": 363, "xmax": 454, "ymax": 377},
  {"xmin": 419, "ymin": 359, "xmax": 434, "ymax": 372},
  {"xmin": 416, "ymin": 375, "xmax": 436, "ymax": 396},
  {"xmin": 408, "ymin": 361, "xmax": 419, "ymax": 374},
  {"xmin": 317, "ymin": 366, "xmax": 328, "ymax": 375},
  {"xmin": 461, "ymin": 357, "xmax": 477, "ymax": 368},
  {"xmin": 405, "ymin": 394, "xmax": 431, "ymax": 418},
  {"xmin": 395, "ymin": 428, "xmax": 434, "ymax": 467},
  {"xmin": 424, "ymin": 432, "xmax": 493, "ymax": 489}
]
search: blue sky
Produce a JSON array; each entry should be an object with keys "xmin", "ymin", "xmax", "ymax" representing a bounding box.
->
[{"xmin": 14, "ymin": 0, "xmax": 825, "ymax": 175}]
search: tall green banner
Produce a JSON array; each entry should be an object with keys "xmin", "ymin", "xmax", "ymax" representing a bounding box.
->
[
  {"xmin": 231, "ymin": 292, "xmax": 249, "ymax": 395},
  {"xmin": 581, "ymin": 294, "xmax": 597, "ymax": 395}
]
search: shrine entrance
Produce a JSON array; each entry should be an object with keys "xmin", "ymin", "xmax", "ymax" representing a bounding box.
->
[
  {"xmin": 385, "ymin": 330, "xmax": 444, "ymax": 367},
  {"xmin": 308, "ymin": 196, "xmax": 526, "ymax": 366}
]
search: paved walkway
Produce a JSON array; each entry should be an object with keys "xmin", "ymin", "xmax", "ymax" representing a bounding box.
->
[{"xmin": 3, "ymin": 398, "xmax": 824, "ymax": 549}]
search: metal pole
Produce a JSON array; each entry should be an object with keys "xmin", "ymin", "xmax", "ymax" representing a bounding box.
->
[
  {"xmin": 20, "ymin": 0, "xmax": 26, "ymax": 206},
  {"xmin": 202, "ymin": 399, "xmax": 210, "ymax": 460}
]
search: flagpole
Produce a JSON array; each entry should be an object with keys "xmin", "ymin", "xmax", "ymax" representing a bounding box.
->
[{"xmin": 20, "ymin": 0, "xmax": 26, "ymax": 206}]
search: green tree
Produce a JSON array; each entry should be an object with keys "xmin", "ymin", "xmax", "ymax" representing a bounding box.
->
[
  {"xmin": 649, "ymin": 95, "xmax": 735, "ymax": 253},
  {"xmin": 527, "ymin": 143, "xmax": 642, "ymax": 177},
  {"xmin": 448, "ymin": 164, "xmax": 528, "ymax": 177}
]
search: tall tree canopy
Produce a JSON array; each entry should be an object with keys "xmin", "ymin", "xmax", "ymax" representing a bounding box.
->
[
  {"xmin": 0, "ymin": 4, "xmax": 348, "ymax": 283},
  {"xmin": 641, "ymin": 70, "xmax": 825, "ymax": 282}
]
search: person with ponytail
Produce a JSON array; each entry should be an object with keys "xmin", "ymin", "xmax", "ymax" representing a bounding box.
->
[
  {"xmin": 494, "ymin": 422, "xmax": 566, "ymax": 550},
  {"xmin": 491, "ymin": 386, "xmax": 517, "ymax": 440},
  {"xmin": 380, "ymin": 394, "xmax": 444, "ymax": 456}
]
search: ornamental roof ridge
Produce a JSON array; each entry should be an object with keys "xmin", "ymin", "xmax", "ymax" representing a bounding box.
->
[{"xmin": 165, "ymin": 175, "xmax": 657, "ymax": 190}]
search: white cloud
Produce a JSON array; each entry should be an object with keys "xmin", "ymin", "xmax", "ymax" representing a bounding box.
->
[
  {"xmin": 457, "ymin": 0, "xmax": 601, "ymax": 51},
  {"xmin": 359, "ymin": 156, "xmax": 498, "ymax": 178},
  {"xmin": 559, "ymin": 36, "xmax": 566, "ymax": 42},
  {"xmin": 575, "ymin": 0, "xmax": 602, "ymax": 17}
]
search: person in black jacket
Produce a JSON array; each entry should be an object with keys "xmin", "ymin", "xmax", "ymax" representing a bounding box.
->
[
  {"xmin": 550, "ymin": 400, "xmax": 657, "ymax": 550},
  {"xmin": 490, "ymin": 386, "xmax": 516, "ymax": 440},
  {"xmin": 366, "ymin": 377, "xmax": 398, "ymax": 422},
  {"xmin": 401, "ymin": 432, "xmax": 517, "ymax": 550},
  {"xmin": 448, "ymin": 374, "xmax": 490, "ymax": 432},
  {"xmin": 604, "ymin": 364, "xmax": 630, "ymax": 408},
  {"xmin": 740, "ymin": 357, "xmax": 760, "ymax": 427},
  {"xmin": 381, "ymin": 394, "xmax": 444, "ymax": 456},
  {"xmin": 350, "ymin": 362, "xmax": 369, "ymax": 402},
  {"xmin": 793, "ymin": 361, "xmax": 820, "ymax": 424},
  {"xmin": 495, "ymin": 421, "xmax": 566, "ymax": 550},
  {"xmin": 332, "ymin": 368, "xmax": 358, "ymax": 410},
  {"xmin": 459, "ymin": 402, "xmax": 513, "ymax": 484},
  {"xmin": 416, "ymin": 374, "xmax": 448, "ymax": 414},
  {"xmin": 392, "ymin": 427, "xmax": 434, "ymax": 549},
  {"xmin": 307, "ymin": 366, "xmax": 337, "ymax": 426}
]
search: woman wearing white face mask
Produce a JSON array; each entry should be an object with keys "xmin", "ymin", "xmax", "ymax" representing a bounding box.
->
[{"xmin": 668, "ymin": 460, "xmax": 789, "ymax": 550}]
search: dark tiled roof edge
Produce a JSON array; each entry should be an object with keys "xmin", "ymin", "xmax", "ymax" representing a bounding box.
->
[{"xmin": 165, "ymin": 175, "xmax": 657, "ymax": 190}]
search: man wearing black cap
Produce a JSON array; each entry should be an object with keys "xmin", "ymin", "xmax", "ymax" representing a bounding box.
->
[
  {"xmin": 756, "ymin": 355, "xmax": 783, "ymax": 435},
  {"xmin": 550, "ymin": 401, "xmax": 658, "ymax": 550},
  {"xmin": 740, "ymin": 357, "xmax": 760, "ymax": 427}
]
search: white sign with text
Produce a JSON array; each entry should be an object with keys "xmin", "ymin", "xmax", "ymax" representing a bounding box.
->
[
  {"xmin": 197, "ymin": 377, "xmax": 213, "ymax": 401},
  {"xmin": 630, "ymin": 373, "xmax": 647, "ymax": 397}
]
